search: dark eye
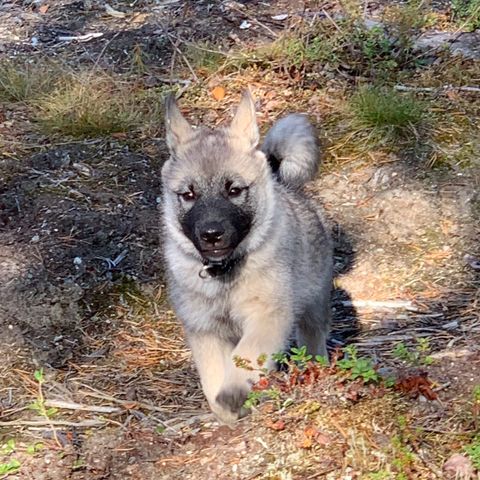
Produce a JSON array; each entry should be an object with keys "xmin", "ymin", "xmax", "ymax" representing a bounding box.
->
[
  {"xmin": 228, "ymin": 186, "xmax": 242, "ymax": 197},
  {"xmin": 225, "ymin": 181, "xmax": 245, "ymax": 198},
  {"xmin": 178, "ymin": 186, "xmax": 195, "ymax": 201}
]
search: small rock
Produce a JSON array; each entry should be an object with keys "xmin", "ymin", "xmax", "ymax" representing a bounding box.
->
[
  {"xmin": 271, "ymin": 14, "xmax": 288, "ymax": 21},
  {"xmin": 73, "ymin": 257, "xmax": 82, "ymax": 266}
]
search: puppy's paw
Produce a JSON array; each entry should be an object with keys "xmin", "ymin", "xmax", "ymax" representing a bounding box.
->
[
  {"xmin": 216, "ymin": 385, "xmax": 249, "ymax": 413},
  {"xmin": 213, "ymin": 385, "xmax": 250, "ymax": 424}
]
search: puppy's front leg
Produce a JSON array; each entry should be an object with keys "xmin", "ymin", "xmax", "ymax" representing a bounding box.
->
[
  {"xmin": 187, "ymin": 332, "xmax": 239, "ymax": 423},
  {"xmin": 216, "ymin": 298, "xmax": 292, "ymax": 420}
]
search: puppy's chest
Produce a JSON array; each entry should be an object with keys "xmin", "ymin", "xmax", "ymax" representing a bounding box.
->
[{"xmin": 185, "ymin": 286, "xmax": 243, "ymax": 340}]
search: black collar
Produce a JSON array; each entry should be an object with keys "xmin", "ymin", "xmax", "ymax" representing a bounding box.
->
[{"xmin": 199, "ymin": 256, "xmax": 243, "ymax": 279}]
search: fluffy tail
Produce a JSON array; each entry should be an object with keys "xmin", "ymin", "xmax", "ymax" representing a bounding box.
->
[{"xmin": 261, "ymin": 114, "xmax": 320, "ymax": 188}]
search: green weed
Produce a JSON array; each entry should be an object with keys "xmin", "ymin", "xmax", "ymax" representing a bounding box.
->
[
  {"xmin": 392, "ymin": 338, "xmax": 433, "ymax": 366},
  {"xmin": 0, "ymin": 440, "xmax": 15, "ymax": 455},
  {"xmin": 465, "ymin": 434, "xmax": 480, "ymax": 469},
  {"xmin": 0, "ymin": 459, "xmax": 21, "ymax": 476},
  {"xmin": 25, "ymin": 443, "xmax": 44, "ymax": 455},
  {"xmin": 337, "ymin": 346, "xmax": 380, "ymax": 383},
  {"xmin": 243, "ymin": 387, "xmax": 281, "ymax": 410},
  {"xmin": 473, "ymin": 385, "xmax": 480, "ymax": 402},
  {"xmin": 364, "ymin": 471, "xmax": 392, "ymax": 480},
  {"xmin": 452, "ymin": 0, "xmax": 480, "ymax": 31},
  {"xmin": 28, "ymin": 369, "xmax": 58, "ymax": 418}
]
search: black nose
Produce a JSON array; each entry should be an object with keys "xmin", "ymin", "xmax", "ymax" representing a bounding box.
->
[{"xmin": 199, "ymin": 223, "xmax": 225, "ymax": 244}]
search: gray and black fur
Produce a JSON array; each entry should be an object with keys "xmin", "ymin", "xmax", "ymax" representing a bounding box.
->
[{"xmin": 161, "ymin": 91, "xmax": 333, "ymax": 424}]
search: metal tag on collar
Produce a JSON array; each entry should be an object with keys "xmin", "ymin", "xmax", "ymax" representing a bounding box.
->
[{"xmin": 199, "ymin": 264, "xmax": 212, "ymax": 279}]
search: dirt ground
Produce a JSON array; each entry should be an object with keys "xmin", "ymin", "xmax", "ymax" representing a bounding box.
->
[{"xmin": 0, "ymin": 1, "xmax": 479, "ymax": 479}]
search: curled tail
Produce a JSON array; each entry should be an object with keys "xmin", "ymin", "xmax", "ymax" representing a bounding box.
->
[{"xmin": 261, "ymin": 114, "xmax": 320, "ymax": 188}]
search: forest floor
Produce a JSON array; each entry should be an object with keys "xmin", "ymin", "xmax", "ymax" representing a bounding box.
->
[{"xmin": 0, "ymin": 1, "xmax": 479, "ymax": 479}]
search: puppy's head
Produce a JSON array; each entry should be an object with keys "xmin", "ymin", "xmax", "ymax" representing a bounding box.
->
[{"xmin": 161, "ymin": 91, "xmax": 275, "ymax": 264}]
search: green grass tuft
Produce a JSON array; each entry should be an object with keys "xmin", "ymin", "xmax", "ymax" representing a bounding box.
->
[{"xmin": 350, "ymin": 87, "xmax": 424, "ymax": 139}]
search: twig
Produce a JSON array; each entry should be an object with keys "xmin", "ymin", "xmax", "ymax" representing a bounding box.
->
[
  {"xmin": 341, "ymin": 300, "xmax": 414, "ymax": 309},
  {"xmin": 44, "ymin": 400, "xmax": 122, "ymax": 414},
  {"xmin": 322, "ymin": 9, "xmax": 343, "ymax": 34},
  {"xmin": 91, "ymin": 31, "xmax": 123, "ymax": 72},
  {"xmin": 330, "ymin": 418, "xmax": 348, "ymax": 440},
  {"xmin": 77, "ymin": 383, "xmax": 171, "ymax": 414},
  {"xmin": 0, "ymin": 419, "xmax": 105, "ymax": 428},
  {"xmin": 58, "ymin": 33, "xmax": 104, "ymax": 42},
  {"xmin": 227, "ymin": 4, "xmax": 279, "ymax": 38},
  {"xmin": 158, "ymin": 25, "xmax": 199, "ymax": 83},
  {"xmin": 395, "ymin": 84, "xmax": 480, "ymax": 94}
]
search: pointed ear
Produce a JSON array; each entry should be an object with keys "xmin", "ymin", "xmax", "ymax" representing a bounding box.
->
[
  {"xmin": 229, "ymin": 90, "xmax": 259, "ymax": 149},
  {"xmin": 164, "ymin": 93, "xmax": 194, "ymax": 155}
]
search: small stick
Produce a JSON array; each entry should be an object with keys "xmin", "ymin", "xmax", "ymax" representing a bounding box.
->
[
  {"xmin": 58, "ymin": 33, "xmax": 104, "ymax": 42},
  {"xmin": 340, "ymin": 300, "xmax": 414, "ymax": 309},
  {"xmin": 0, "ymin": 419, "xmax": 105, "ymax": 428},
  {"xmin": 322, "ymin": 9, "xmax": 343, "ymax": 34},
  {"xmin": 44, "ymin": 400, "xmax": 122, "ymax": 414},
  {"xmin": 159, "ymin": 27, "xmax": 199, "ymax": 82},
  {"xmin": 227, "ymin": 4, "xmax": 279, "ymax": 38},
  {"xmin": 395, "ymin": 84, "xmax": 480, "ymax": 93},
  {"xmin": 76, "ymin": 383, "xmax": 177, "ymax": 419}
]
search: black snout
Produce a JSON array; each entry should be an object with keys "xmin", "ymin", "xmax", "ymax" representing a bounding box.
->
[
  {"xmin": 199, "ymin": 222, "xmax": 225, "ymax": 245},
  {"xmin": 181, "ymin": 198, "xmax": 252, "ymax": 262}
]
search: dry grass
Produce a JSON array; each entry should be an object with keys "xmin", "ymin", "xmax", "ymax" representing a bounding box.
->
[
  {"xmin": 0, "ymin": 58, "xmax": 60, "ymax": 102},
  {"xmin": 0, "ymin": 58, "xmax": 167, "ymax": 139},
  {"xmin": 35, "ymin": 72, "xmax": 164, "ymax": 138}
]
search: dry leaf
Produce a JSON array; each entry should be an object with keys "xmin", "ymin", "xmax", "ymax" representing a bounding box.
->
[
  {"xmin": 39, "ymin": 4, "xmax": 49, "ymax": 14},
  {"xmin": 395, "ymin": 372, "xmax": 438, "ymax": 400},
  {"xmin": 111, "ymin": 132, "xmax": 128, "ymax": 139},
  {"xmin": 298, "ymin": 437, "xmax": 313, "ymax": 449},
  {"xmin": 254, "ymin": 377, "xmax": 270, "ymax": 391},
  {"xmin": 211, "ymin": 86, "xmax": 225, "ymax": 101},
  {"xmin": 265, "ymin": 419, "xmax": 286, "ymax": 431},
  {"xmin": 304, "ymin": 426, "xmax": 318, "ymax": 438}
]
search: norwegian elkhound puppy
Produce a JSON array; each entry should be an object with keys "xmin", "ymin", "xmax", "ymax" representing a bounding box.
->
[{"xmin": 161, "ymin": 91, "xmax": 333, "ymax": 424}]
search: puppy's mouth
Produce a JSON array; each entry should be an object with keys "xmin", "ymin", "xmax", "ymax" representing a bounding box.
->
[{"xmin": 200, "ymin": 247, "xmax": 234, "ymax": 261}]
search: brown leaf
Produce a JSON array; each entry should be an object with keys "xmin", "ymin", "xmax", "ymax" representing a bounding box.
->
[
  {"xmin": 395, "ymin": 372, "xmax": 438, "ymax": 400},
  {"xmin": 298, "ymin": 437, "xmax": 313, "ymax": 449},
  {"xmin": 259, "ymin": 403, "xmax": 275, "ymax": 414},
  {"xmin": 345, "ymin": 381, "xmax": 362, "ymax": 402},
  {"xmin": 304, "ymin": 426, "xmax": 318, "ymax": 438},
  {"xmin": 265, "ymin": 419, "xmax": 286, "ymax": 431},
  {"xmin": 39, "ymin": 4, "xmax": 49, "ymax": 14},
  {"xmin": 446, "ymin": 90, "xmax": 459, "ymax": 101},
  {"xmin": 211, "ymin": 86, "xmax": 225, "ymax": 101},
  {"xmin": 254, "ymin": 377, "xmax": 270, "ymax": 391},
  {"xmin": 111, "ymin": 132, "xmax": 128, "ymax": 139}
]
